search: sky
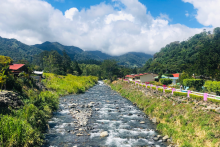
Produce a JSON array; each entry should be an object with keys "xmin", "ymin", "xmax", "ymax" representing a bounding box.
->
[{"xmin": 0, "ymin": 0, "xmax": 219, "ymax": 56}]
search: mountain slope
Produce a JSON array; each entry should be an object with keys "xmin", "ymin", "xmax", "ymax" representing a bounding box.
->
[
  {"xmin": 33, "ymin": 42, "xmax": 83, "ymax": 60},
  {"xmin": 0, "ymin": 37, "xmax": 42, "ymax": 62},
  {"xmin": 0, "ymin": 36, "xmax": 153, "ymax": 67}
]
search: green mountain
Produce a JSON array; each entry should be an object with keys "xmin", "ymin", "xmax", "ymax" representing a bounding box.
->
[
  {"xmin": 0, "ymin": 37, "xmax": 153, "ymax": 67},
  {"xmin": 0, "ymin": 36, "xmax": 42, "ymax": 62},
  {"xmin": 142, "ymin": 27, "xmax": 220, "ymax": 80}
]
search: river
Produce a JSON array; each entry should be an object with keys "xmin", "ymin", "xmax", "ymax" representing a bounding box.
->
[{"xmin": 43, "ymin": 81, "xmax": 168, "ymax": 147}]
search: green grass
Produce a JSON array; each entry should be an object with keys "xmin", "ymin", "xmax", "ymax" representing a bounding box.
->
[{"xmin": 109, "ymin": 82, "xmax": 220, "ymax": 147}]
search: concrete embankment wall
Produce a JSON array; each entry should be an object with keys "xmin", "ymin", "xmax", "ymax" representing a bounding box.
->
[{"xmin": 108, "ymin": 80, "xmax": 220, "ymax": 147}]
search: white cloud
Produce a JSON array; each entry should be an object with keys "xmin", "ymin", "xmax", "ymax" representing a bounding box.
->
[
  {"xmin": 182, "ymin": 0, "xmax": 220, "ymax": 27},
  {"xmin": 0, "ymin": 0, "xmax": 208, "ymax": 56},
  {"xmin": 185, "ymin": 11, "xmax": 189, "ymax": 17},
  {"xmin": 55, "ymin": 0, "xmax": 65, "ymax": 2}
]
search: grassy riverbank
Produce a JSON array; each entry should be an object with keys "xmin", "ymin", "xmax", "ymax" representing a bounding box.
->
[
  {"xmin": 108, "ymin": 81, "xmax": 220, "ymax": 147},
  {"xmin": 0, "ymin": 74, "xmax": 98, "ymax": 147}
]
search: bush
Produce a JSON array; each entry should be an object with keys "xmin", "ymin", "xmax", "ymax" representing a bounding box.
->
[
  {"xmin": 173, "ymin": 91, "xmax": 187, "ymax": 96},
  {"xmin": 165, "ymin": 89, "xmax": 172, "ymax": 93},
  {"xmin": 189, "ymin": 94, "xmax": 203, "ymax": 100},
  {"xmin": 147, "ymin": 86, "xmax": 150, "ymax": 88},
  {"xmin": 204, "ymin": 81, "xmax": 220, "ymax": 95},
  {"xmin": 155, "ymin": 82, "xmax": 163, "ymax": 86},
  {"xmin": 149, "ymin": 81, "xmax": 156, "ymax": 84},
  {"xmin": 152, "ymin": 87, "xmax": 156, "ymax": 90},
  {"xmin": 160, "ymin": 78, "xmax": 172, "ymax": 85},
  {"xmin": 183, "ymin": 79, "xmax": 204, "ymax": 91},
  {"xmin": 208, "ymin": 98, "xmax": 220, "ymax": 104},
  {"xmin": 158, "ymin": 88, "xmax": 163, "ymax": 92}
]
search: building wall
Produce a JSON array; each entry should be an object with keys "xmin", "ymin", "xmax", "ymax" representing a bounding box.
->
[{"xmin": 140, "ymin": 74, "xmax": 154, "ymax": 82}]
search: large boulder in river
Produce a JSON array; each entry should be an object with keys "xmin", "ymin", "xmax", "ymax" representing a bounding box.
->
[{"xmin": 100, "ymin": 131, "xmax": 108, "ymax": 137}]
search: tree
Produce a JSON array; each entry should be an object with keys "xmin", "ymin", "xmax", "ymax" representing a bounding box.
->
[
  {"xmin": 71, "ymin": 61, "xmax": 82, "ymax": 76},
  {"xmin": 101, "ymin": 60, "xmax": 119, "ymax": 82}
]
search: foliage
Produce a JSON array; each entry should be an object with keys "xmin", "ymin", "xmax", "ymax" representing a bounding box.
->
[
  {"xmin": 147, "ymin": 86, "xmax": 150, "ymax": 88},
  {"xmin": 204, "ymin": 81, "xmax": 220, "ymax": 95},
  {"xmin": 189, "ymin": 94, "xmax": 203, "ymax": 100},
  {"xmin": 141, "ymin": 28, "xmax": 220, "ymax": 80},
  {"xmin": 183, "ymin": 79, "xmax": 204, "ymax": 91},
  {"xmin": 43, "ymin": 73, "xmax": 98, "ymax": 95},
  {"xmin": 165, "ymin": 89, "xmax": 172, "ymax": 93},
  {"xmin": 152, "ymin": 87, "xmax": 156, "ymax": 90},
  {"xmin": 207, "ymin": 98, "xmax": 220, "ymax": 104},
  {"xmin": 173, "ymin": 91, "xmax": 187, "ymax": 97},
  {"xmin": 160, "ymin": 78, "xmax": 172, "ymax": 85},
  {"xmin": 158, "ymin": 88, "xmax": 163, "ymax": 92}
]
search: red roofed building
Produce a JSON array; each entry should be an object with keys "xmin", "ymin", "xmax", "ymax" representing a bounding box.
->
[
  {"xmin": 9, "ymin": 64, "xmax": 27, "ymax": 76},
  {"xmin": 172, "ymin": 73, "xmax": 180, "ymax": 78}
]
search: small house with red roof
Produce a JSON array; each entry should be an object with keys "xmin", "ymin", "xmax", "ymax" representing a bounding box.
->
[
  {"xmin": 9, "ymin": 64, "xmax": 28, "ymax": 76},
  {"xmin": 125, "ymin": 73, "xmax": 155, "ymax": 82}
]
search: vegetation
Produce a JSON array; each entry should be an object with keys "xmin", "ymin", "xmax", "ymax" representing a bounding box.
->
[
  {"xmin": 189, "ymin": 94, "xmax": 203, "ymax": 100},
  {"xmin": 165, "ymin": 89, "xmax": 172, "ymax": 93},
  {"xmin": 141, "ymin": 27, "xmax": 220, "ymax": 81},
  {"xmin": 173, "ymin": 91, "xmax": 187, "ymax": 97},
  {"xmin": 43, "ymin": 73, "xmax": 98, "ymax": 96},
  {"xmin": 183, "ymin": 79, "xmax": 204, "ymax": 91},
  {"xmin": 204, "ymin": 81, "xmax": 220, "ymax": 95},
  {"xmin": 0, "ymin": 55, "xmax": 98, "ymax": 146},
  {"xmin": 160, "ymin": 78, "xmax": 172, "ymax": 85},
  {"xmin": 109, "ymin": 82, "xmax": 220, "ymax": 147}
]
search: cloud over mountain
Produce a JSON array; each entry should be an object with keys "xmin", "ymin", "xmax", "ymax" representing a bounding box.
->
[{"xmin": 0, "ymin": 0, "xmax": 214, "ymax": 55}]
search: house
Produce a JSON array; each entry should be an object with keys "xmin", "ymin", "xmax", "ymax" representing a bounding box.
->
[
  {"xmin": 126, "ymin": 73, "xmax": 155, "ymax": 83},
  {"xmin": 31, "ymin": 71, "xmax": 44, "ymax": 82},
  {"xmin": 9, "ymin": 64, "xmax": 27, "ymax": 76}
]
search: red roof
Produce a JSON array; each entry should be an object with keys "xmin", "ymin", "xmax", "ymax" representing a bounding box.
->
[
  {"xmin": 9, "ymin": 64, "xmax": 25, "ymax": 70},
  {"xmin": 134, "ymin": 74, "xmax": 140, "ymax": 77},
  {"xmin": 139, "ymin": 74, "xmax": 144, "ymax": 76},
  {"xmin": 173, "ymin": 73, "xmax": 180, "ymax": 78},
  {"xmin": 125, "ymin": 75, "xmax": 134, "ymax": 78}
]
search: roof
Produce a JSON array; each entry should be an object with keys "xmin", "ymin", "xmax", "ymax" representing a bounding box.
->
[
  {"xmin": 134, "ymin": 74, "xmax": 140, "ymax": 77},
  {"xmin": 9, "ymin": 64, "xmax": 25, "ymax": 70},
  {"xmin": 125, "ymin": 75, "xmax": 134, "ymax": 78},
  {"xmin": 173, "ymin": 73, "xmax": 180, "ymax": 78},
  {"xmin": 139, "ymin": 74, "xmax": 144, "ymax": 76}
]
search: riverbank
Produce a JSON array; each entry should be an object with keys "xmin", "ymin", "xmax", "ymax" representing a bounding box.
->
[
  {"xmin": 107, "ymin": 80, "xmax": 220, "ymax": 147},
  {"xmin": 0, "ymin": 74, "xmax": 98, "ymax": 147}
]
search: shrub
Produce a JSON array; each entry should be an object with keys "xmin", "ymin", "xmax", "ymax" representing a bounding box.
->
[
  {"xmin": 189, "ymin": 94, "xmax": 203, "ymax": 100},
  {"xmin": 204, "ymin": 81, "xmax": 220, "ymax": 95},
  {"xmin": 149, "ymin": 81, "xmax": 156, "ymax": 84},
  {"xmin": 160, "ymin": 78, "xmax": 172, "ymax": 85},
  {"xmin": 158, "ymin": 88, "xmax": 163, "ymax": 92},
  {"xmin": 183, "ymin": 79, "xmax": 204, "ymax": 91},
  {"xmin": 155, "ymin": 82, "xmax": 163, "ymax": 86},
  {"xmin": 147, "ymin": 86, "xmax": 150, "ymax": 88},
  {"xmin": 208, "ymin": 98, "xmax": 220, "ymax": 104},
  {"xmin": 165, "ymin": 89, "xmax": 172, "ymax": 93},
  {"xmin": 152, "ymin": 87, "xmax": 156, "ymax": 90},
  {"xmin": 173, "ymin": 91, "xmax": 187, "ymax": 96}
]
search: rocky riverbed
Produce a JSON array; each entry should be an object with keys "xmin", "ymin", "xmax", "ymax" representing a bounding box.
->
[{"xmin": 43, "ymin": 81, "xmax": 170, "ymax": 147}]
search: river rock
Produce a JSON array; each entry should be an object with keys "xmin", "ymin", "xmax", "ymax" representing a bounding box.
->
[
  {"xmin": 215, "ymin": 107, "xmax": 220, "ymax": 113},
  {"xmin": 153, "ymin": 137, "xmax": 159, "ymax": 141},
  {"xmin": 152, "ymin": 117, "xmax": 157, "ymax": 123},
  {"xmin": 140, "ymin": 121, "xmax": 145, "ymax": 124},
  {"xmin": 162, "ymin": 135, "xmax": 169, "ymax": 142},
  {"xmin": 100, "ymin": 131, "xmax": 108, "ymax": 137}
]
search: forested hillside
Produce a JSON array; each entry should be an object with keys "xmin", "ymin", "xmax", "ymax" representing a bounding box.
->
[
  {"xmin": 0, "ymin": 37, "xmax": 153, "ymax": 67},
  {"xmin": 0, "ymin": 37, "xmax": 42, "ymax": 62},
  {"xmin": 142, "ymin": 27, "xmax": 220, "ymax": 80}
]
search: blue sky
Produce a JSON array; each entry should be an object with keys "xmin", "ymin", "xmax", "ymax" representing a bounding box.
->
[{"xmin": 45, "ymin": 0, "xmax": 204, "ymax": 28}]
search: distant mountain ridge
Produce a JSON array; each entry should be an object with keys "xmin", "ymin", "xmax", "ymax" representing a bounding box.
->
[{"xmin": 0, "ymin": 37, "xmax": 153, "ymax": 67}]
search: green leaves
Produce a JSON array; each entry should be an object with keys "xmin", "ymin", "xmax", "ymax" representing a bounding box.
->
[
  {"xmin": 159, "ymin": 78, "xmax": 172, "ymax": 85},
  {"xmin": 183, "ymin": 79, "xmax": 204, "ymax": 91}
]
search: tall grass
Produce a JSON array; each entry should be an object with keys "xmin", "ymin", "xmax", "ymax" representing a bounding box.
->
[
  {"xmin": 109, "ymin": 82, "xmax": 220, "ymax": 147},
  {"xmin": 43, "ymin": 73, "xmax": 98, "ymax": 95}
]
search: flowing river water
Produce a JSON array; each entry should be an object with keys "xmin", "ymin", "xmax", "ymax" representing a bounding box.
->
[{"xmin": 43, "ymin": 81, "xmax": 168, "ymax": 147}]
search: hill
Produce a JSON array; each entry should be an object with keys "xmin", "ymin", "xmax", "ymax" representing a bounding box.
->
[
  {"xmin": 142, "ymin": 27, "xmax": 220, "ymax": 80},
  {"xmin": 0, "ymin": 36, "xmax": 42, "ymax": 62},
  {"xmin": 0, "ymin": 36, "xmax": 153, "ymax": 67}
]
